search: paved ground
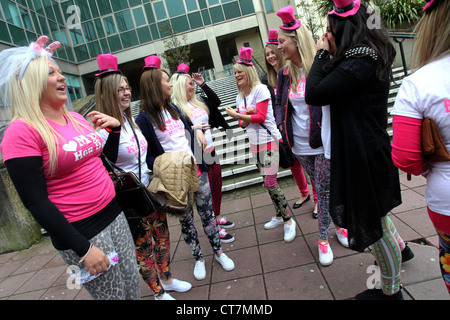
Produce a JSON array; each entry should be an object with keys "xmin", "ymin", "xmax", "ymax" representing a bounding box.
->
[{"xmin": 0, "ymin": 172, "xmax": 448, "ymax": 302}]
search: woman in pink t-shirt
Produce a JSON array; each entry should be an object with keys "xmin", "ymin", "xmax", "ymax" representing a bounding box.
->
[{"xmin": 0, "ymin": 37, "xmax": 140, "ymax": 300}]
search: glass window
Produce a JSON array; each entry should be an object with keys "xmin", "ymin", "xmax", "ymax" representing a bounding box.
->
[
  {"xmin": 82, "ymin": 21, "xmax": 97, "ymax": 41},
  {"xmin": 120, "ymin": 30, "xmax": 138, "ymax": 48},
  {"xmin": 0, "ymin": 21, "xmax": 12, "ymax": 43},
  {"xmin": 48, "ymin": 20, "xmax": 60, "ymax": 39},
  {"xmin": 201, "ymin": 9, "xmax": 210, "ymax": 25},
  {"xmin": 149, "ymin": 23, "xmax": 159, "ymax": 40},
  {"xmin": 132, "ymin": 7, "xmax": 146, "ymax": 26},
  {"xmin": 187, "ymin": 12, "xmax": 202, "ymax": 29},
  {"xmin": 31, "ymin": 12, "xmax": 41, "ymax": 34},
  {"xmin": 59, "ymin": 27, "xmax": 69, "ymax": 45},
  {"xmin": 170, "ymin": 15, "xmax": 189, "ymax": 33},
  {"xmin": 19, "ymin": 7, "xmax": 33, "ymax": 30},
  {"xmin": 115, "ymin": 10, "xmax": 134, "ymax": 32},
  {"xmin": 166, "ymin": 0, "xmax": 185, "ymax": 17},
  {"xmin": 103, "ymin": 16, "xmax": 116, "ymax": 35},
  {"xmin": 107, "ymin": 34, "xmax": 122, "ymax": 52},
  {"xmin": 9, "ymin": 24, "xmax": 27, "ymax": 45},
  {"xmin": 100, "ymin": 38, "xmax": 109, "ymax": 52},
  {"xmin": 88, "ymin": 0, "xmax": 99, "ymax": 18},
  {"xmin": 74, "ymin": 44, "xmax": 89, "ymax": 61},
  {"xmin": 157, "ymin": 20, "xmax": 171, "ymax": 37},
  {"xmin": 65, "ymin": 45, "xmax": 75, "ymax": 61},
  {"xmin": 208, "ymin": 0, "xmax": 219, "ymax": 5},
  {"xmin": 94, "ymin": 18, "xmax": 105, "ymax": 38},
  {"xmin": 198, "ymin": 0, "xmax": 207, "ymax": 9},
  {"xmin": 87, "ymin": 41, "xmax": 101, "ymax": 58},
  {"xmin": 111, "ymin": 1, "xmax": 128, "ymax": 11},
  {"xmin": 153, "ymin": 1, "xmax": 166, "ymax": 20},
  {"xmin": 239, "ymin": 0, "xmax": 254, "ymax": 15},
  {"xmin": 70, "ymin": 28, "xmax": 84, "ymax": 45},
  {"xmin": 223, "ymin": 2, "xmax": 240, "ymax": 19},
  {"xmin": 52, "ymin": 2, "xmax": 65, "ymax": 25},
  {"xmin": 209, "ymin": 6, "xmax": 224, "ymax": 23},
  {"xmin": 184, "ymin": 0, "xmax": 197, "ymax": 11},
  {"xmin": 263, "ymin": 0, "xmax": 273, "ymax": 13},
  {"xmin": 143, "ymin": 3, "xmax": 155, "ymax": 23},
  {"xmin": 38, "ymin": 15, "xmax": 49, "ymax": 35},
  {"xmin": 136, "ymin": 26, "xmax": 151, "ymax": 43},
  {"xmin": 42, "ymin": 0, "xmax": 55, "ymax": 21},
  {"xmin": 97, "ymin": 0, "xmax": 112, "ymax": 15},
  {"xmin": 2, "ymin": 0, "xmax": 23, "ymax": 27},
  {"xmin": 32, "ymin": 0, "xmax": 44, "ymax": 15},
  {"xmin": 129, "ymin": 0, "xmax": 141, "ymax": 6}
]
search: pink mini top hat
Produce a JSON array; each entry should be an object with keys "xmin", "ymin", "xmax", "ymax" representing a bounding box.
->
[
  {"xmin": 176, "ymin": 63, "xmax": 190, "ymax": 73},
  {"xmin": 236, "ymin": 47, "xmax": 253, "ymax": 66},
  {"xmin": 423, "ymin": 0, "xmax": 436, "ymax": 12},
  {"xmin": 266, "ymin": 29, "xmax": 279, "ymax": 44},
  {"xmin": 95, "ymin": 54, "xmax": 122, "ymax": 77},
  {"xmin": 142, "ymin": 55, "xmax": 161, "ymax": 72},
  {"xmin": 328, "ymin": 0, "xmax": 361, "ymax": 17},
  {"xmin": 277, "ymin": 6, "xmax": 301, "ymax": 30}
]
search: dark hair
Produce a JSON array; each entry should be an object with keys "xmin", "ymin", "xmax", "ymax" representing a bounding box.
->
[
  {"xmin": 139, "ymin": 68, "xmax": 179, "ymax": 131},
  {"xmin": 325, "ymin": 3, "xmax": 396, "ymax": 80}
]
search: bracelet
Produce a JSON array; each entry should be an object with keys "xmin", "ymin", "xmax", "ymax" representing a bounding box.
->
[
  {"xmin": 316, "ymin": 49, "xmax": 330, "ymax": 60},
  {"xmin": 236, "ymin": 113, "xmax": 240, "ymax": 120},
  {"xmin": 79, "ymin": 243, "xmax": 93, "ymax": 264}
]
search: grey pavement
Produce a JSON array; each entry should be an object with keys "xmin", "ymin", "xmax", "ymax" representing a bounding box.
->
[{"xmin": 0, "ymin": 172, "xmax": 448, "ymax": 301}]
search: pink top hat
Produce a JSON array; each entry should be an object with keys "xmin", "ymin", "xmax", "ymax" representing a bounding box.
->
[
  {"xmin": 328, "ymin": 0, "xmax": 361, "ymax": 17},
  {"xmin": 266, "ymin": 29, "xmax": 279, "ymax": 44},
  {"xmin": 277, "ymin": 6, "xmax": 301, "ymax": 30},
  {"xmin": 142, "ymin": 55, "xmax": 161, "ymax": 72},
  {"xmin": 95, "ymin": 54, "xmax": 122, "ymax": 77},
  {"xmin": 423, "ymin": 0, "xmax": 435, "ymax": 12},
  {"xmin": 176, "ymin": 63, "xmax": 190, "ymax": 73},
  {"xmin": 236, "ymin": 47, "xmax": 253, "ymax": 66}
]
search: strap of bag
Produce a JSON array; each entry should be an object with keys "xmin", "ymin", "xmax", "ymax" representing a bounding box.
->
[{"xmin": 244, "ymin": 96, "xmax": 279, "ymax": 142}]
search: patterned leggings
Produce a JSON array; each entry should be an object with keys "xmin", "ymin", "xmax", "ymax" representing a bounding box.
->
[
  {"xmin": 371, "ymin": 216, "xmax": 403, "ymax": 295},
  {"xmin": 428, "ymin": 207, "xmax": 450, "ymax": 294},
  {"xmin": 178, "ymin": 172, "xmax": 222, "ymax": 261},
  {"xmin": 58, "ymin": 213, "xmax": 141, "ymax": 300},
  {"xmin": 295, "ymin": 154, "xmax": 332, "ymax": 239},
  {"xmin": 254, "ymin": 148, "xmax": 290, "ymax": 221},
  {"xmin": 134, "ymin": 209, "xmax": 171, "ymax": 298}
]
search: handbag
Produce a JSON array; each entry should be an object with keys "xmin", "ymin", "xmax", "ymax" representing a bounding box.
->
[
  {"xmin": 407, "ymin": 117, "xmax": 450, "ymax": 181},
  {"xmin": 102, "ymin": 123, "xmax": 161, "ymax": 220},
  {"xmin": 259, "ymin": 123, "xmax": 295, "ymax": 169}
]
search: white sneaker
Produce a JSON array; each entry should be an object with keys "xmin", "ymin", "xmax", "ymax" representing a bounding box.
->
[
  {"xmin": 215, "ymin": 253, "xmax": 235, "ymax": 271},
  {"xmin": 284, "ymin": 219, "xmax": 296, "ymax": 242},
  {"xmin": 155, "ymin": 292, "xmax": 176, "ymax": 300},
  {"xmin": 318, "ymin": 241, "xmax": 333, "ymax": 266},
  {"xmin": 264, "ymin": 217, "xmax": 284, "ymax": 230},
  {"xmin": 336, "ymin": 228, "xmax": 349, "ymax": 248},
  {"xmin": 161, "ymin": 278, "xmax": 192, "ymax": 292},
  {"xmin": 194, "ymin": 259, "xmax": 206, "ymax": 280}
]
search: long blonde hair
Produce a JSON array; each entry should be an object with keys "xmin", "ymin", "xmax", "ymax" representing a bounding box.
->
[
  {"xmin": 94, "ymin": 73, "xmax": 136, "ymax": 129},
  {"xmin": 264, "ymin": 43, "xmax": 285, "ymax": 89},
  {"xmin": 278, "ymin": 25, "xmax": 316, "ymax": 93},
  {"xmin": 412, "ymin": 0, "xmax": 450, "ymax": 70},
  {"xmin": 7, "ymin": 56, "xmax": 88, "ymax": 175},
  {"xmin": 170, "ymin": 73, "xmax": 209, "ymax": 120},
  {"xmin": 233, "ymin": 63, "xmax": 261, "ymax": 98}
]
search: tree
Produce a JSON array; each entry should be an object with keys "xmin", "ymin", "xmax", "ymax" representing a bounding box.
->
[
  {"xmin": 159, "ymin": 22, "xmax": 193, "ymax": 71},
  {"xmin": 296, "ymin": 0, "xmax": 326, "ymax": 39}
]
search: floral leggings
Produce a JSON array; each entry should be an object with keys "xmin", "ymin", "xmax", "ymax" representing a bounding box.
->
[
  {"xmin": 134, "ymin": 209, "xmax": 171, "ymax": 298},
  {"xmin": 178, "ymin": 172, "xmax": 222, "ymax": 261}
]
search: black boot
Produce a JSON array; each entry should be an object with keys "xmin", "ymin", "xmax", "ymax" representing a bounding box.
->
[
  {"xmin": 401, "ymin": 243, "xmax": 414, "ymax": 263},
  {"xmin": 355, "ymin": 288, "xmax": 404, "ymax": 300}
]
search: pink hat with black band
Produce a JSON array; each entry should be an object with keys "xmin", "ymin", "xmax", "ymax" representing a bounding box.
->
[
  {"xmin": 176, "ymin": 63, "xmax": 190, "ymax": 74},
  {"xmin": 142, "ymin": 55, "xmax": 161, "ymax": 72},
  {"xmin": 266, "ymin": 29, "xmax": 279, "ymax": 44},
  {"xmin": 277, "ymin": 6, "xmax": 301, "ymax": 30},
  {"xmin": 423, "ymin": 0, "xmax": 436, "ymax": 12},
  {"xmin": 95, "ymin": 54, "xmax": 122, "ymax": 77},
  {"xmin": 236, "ymin": 47, "xmax": 253, "ymax": 66},
  {"xmin": 328, "ymin": 0, "xmax": 361, "ymax": 17}
]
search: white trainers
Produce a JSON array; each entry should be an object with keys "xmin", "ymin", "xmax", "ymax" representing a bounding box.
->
[
  {"xmin": 155, "ymin": 292, "xmax": 176, "ymax": 300},
  {"xmin": 194, "ymin": 259, "xmax": 206, "ymax": 280},
  {"xmin": 318, "ymin": 241, "xmax": 333, "ymax": 266},
  {"xmin": 284, "ymin": 219, "xmax": 296, "ymax": 242},
  {"xmin": 161, "ymin": 278, "xmax": 192, "ymax": 292},
  {"xmin": 336, "ymin": 228, "xmax": 349, "ymax": 248},
  {"xmin": 264, "ymin": 217, "xmax": 284, "ymax": 230},
  {"xmin": 215, "ymin": 253, "xmax": 235, "ymax": 271}
]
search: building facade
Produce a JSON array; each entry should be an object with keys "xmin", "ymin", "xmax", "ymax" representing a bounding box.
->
[{"xmin": 0, "ymin": 0, "xmax": 292, "ymax": 104}]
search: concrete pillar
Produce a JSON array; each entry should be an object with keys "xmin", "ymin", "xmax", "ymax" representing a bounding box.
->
[
  {"xmin": 252, "ymin": 0, "xmax": 269, "ymax": 46},
  {"xmin": 204, "ymin": 27, "xmax": 226, "ymax": 79},
  {"xmin": 0, "ymin": 164, "xmax": 42, "ymax": 254}
]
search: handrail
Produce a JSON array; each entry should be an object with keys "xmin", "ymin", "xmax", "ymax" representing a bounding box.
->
[{"xmin": 389, "ymin": 32, "xmax": 415, "ymax": 76}]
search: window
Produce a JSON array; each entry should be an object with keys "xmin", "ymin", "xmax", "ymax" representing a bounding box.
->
[
  {"xmin": 82, "ymin": 21, "xmax": 97, "ymax": 41},
  {"xmin": 223, "ymin": 2, "xmax": 240, "ymax": 19},
  {"xmin": 166, "ymin": 0, "xmax": 185, "ymax": 17},
  {"xmin": 120, "ymin": 30, "xmax": 139, "ymax": 48},
  {"xmin": 187, "ymin": 12, "xmax": 202, "ymax": 29},
  {"xmin": 19, "ymin": 7, "xmax": 34, "ymax": 30},
  {"xmin": 153, "ymin": 1, "xmax": 166, "ymax": 20},
  {"xmin": 2, "ymin": 0, "xmax": 23, "ymax": 27},
  {"xmin": 263, "ymin": 0, "xmax": 273, "ymax": 13},
  {"xmin": 97, "ymin": 0, "xmax": 112, "ymax": 15},
  {"xmin": 132, "ymin": 7, "xmax": 146, "ymax": 26},
  {"xmin": 185, "ymin": 0, "xmax": 197, "ymax": 12},
  {"xmin": 115, "ymin": 10, "xmax": 134, "ymax": 32},
  {"xmin": 136, "ymin": 26, "xmax": 151, "ymax": 43},
  {"xmin": 170, "ymin": 15, "xmax": 189, "ymax": 33},
  {"xmin": 209, "ymin": 6, "xmax": 224, "ymax": 23},
  {"xmin": 103, "ymin": 15, "xmax": 116, "ymax": 35}
]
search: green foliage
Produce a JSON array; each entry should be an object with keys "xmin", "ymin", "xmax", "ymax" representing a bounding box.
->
[{"xmin": 159, "ymin": 22, "xmax": 193, "ymax": 71}]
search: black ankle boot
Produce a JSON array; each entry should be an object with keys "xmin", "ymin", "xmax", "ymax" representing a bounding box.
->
[
  {"xmin": 355, "ymin": 288, "xmax": 404, "ymax": 300},
  {"xmin": 402, "ymin": 243, "xmax": 414, "ymax": 263}
]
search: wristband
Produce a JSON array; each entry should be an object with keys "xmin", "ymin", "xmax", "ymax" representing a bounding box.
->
[{"xmin": 79, "ymin": 243, "xmax": 93, "ymax": 264}]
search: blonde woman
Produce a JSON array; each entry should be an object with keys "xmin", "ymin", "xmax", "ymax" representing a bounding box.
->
[
  {"xmin": 0, "ymin": 37, "xmax": 140, "ymax": 300},
  {"xmin": 170, "ymin": 64, "xmax": 234, "ymax": 243},
  {"xmin": 391, "ymin": 0, "xmax": 450, "ymax": 295},
  {"xmin": 226, "ymin": 47, "xmax": 296, "ymax": 243}
]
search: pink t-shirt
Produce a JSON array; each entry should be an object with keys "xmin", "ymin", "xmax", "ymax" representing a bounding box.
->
[{"xmin": 0, "ymin": 112, "xmax": 115, "ymax": 222}]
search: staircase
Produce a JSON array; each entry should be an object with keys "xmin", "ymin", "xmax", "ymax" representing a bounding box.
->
[{"xmin": 130, "ymin": 66, "xmax": 407, "ymax": 194}]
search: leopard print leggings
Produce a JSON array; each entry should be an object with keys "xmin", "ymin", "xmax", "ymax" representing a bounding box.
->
[{"xmin": 58, "ymin": 212, "xmax": 141, "ymax": 300}]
